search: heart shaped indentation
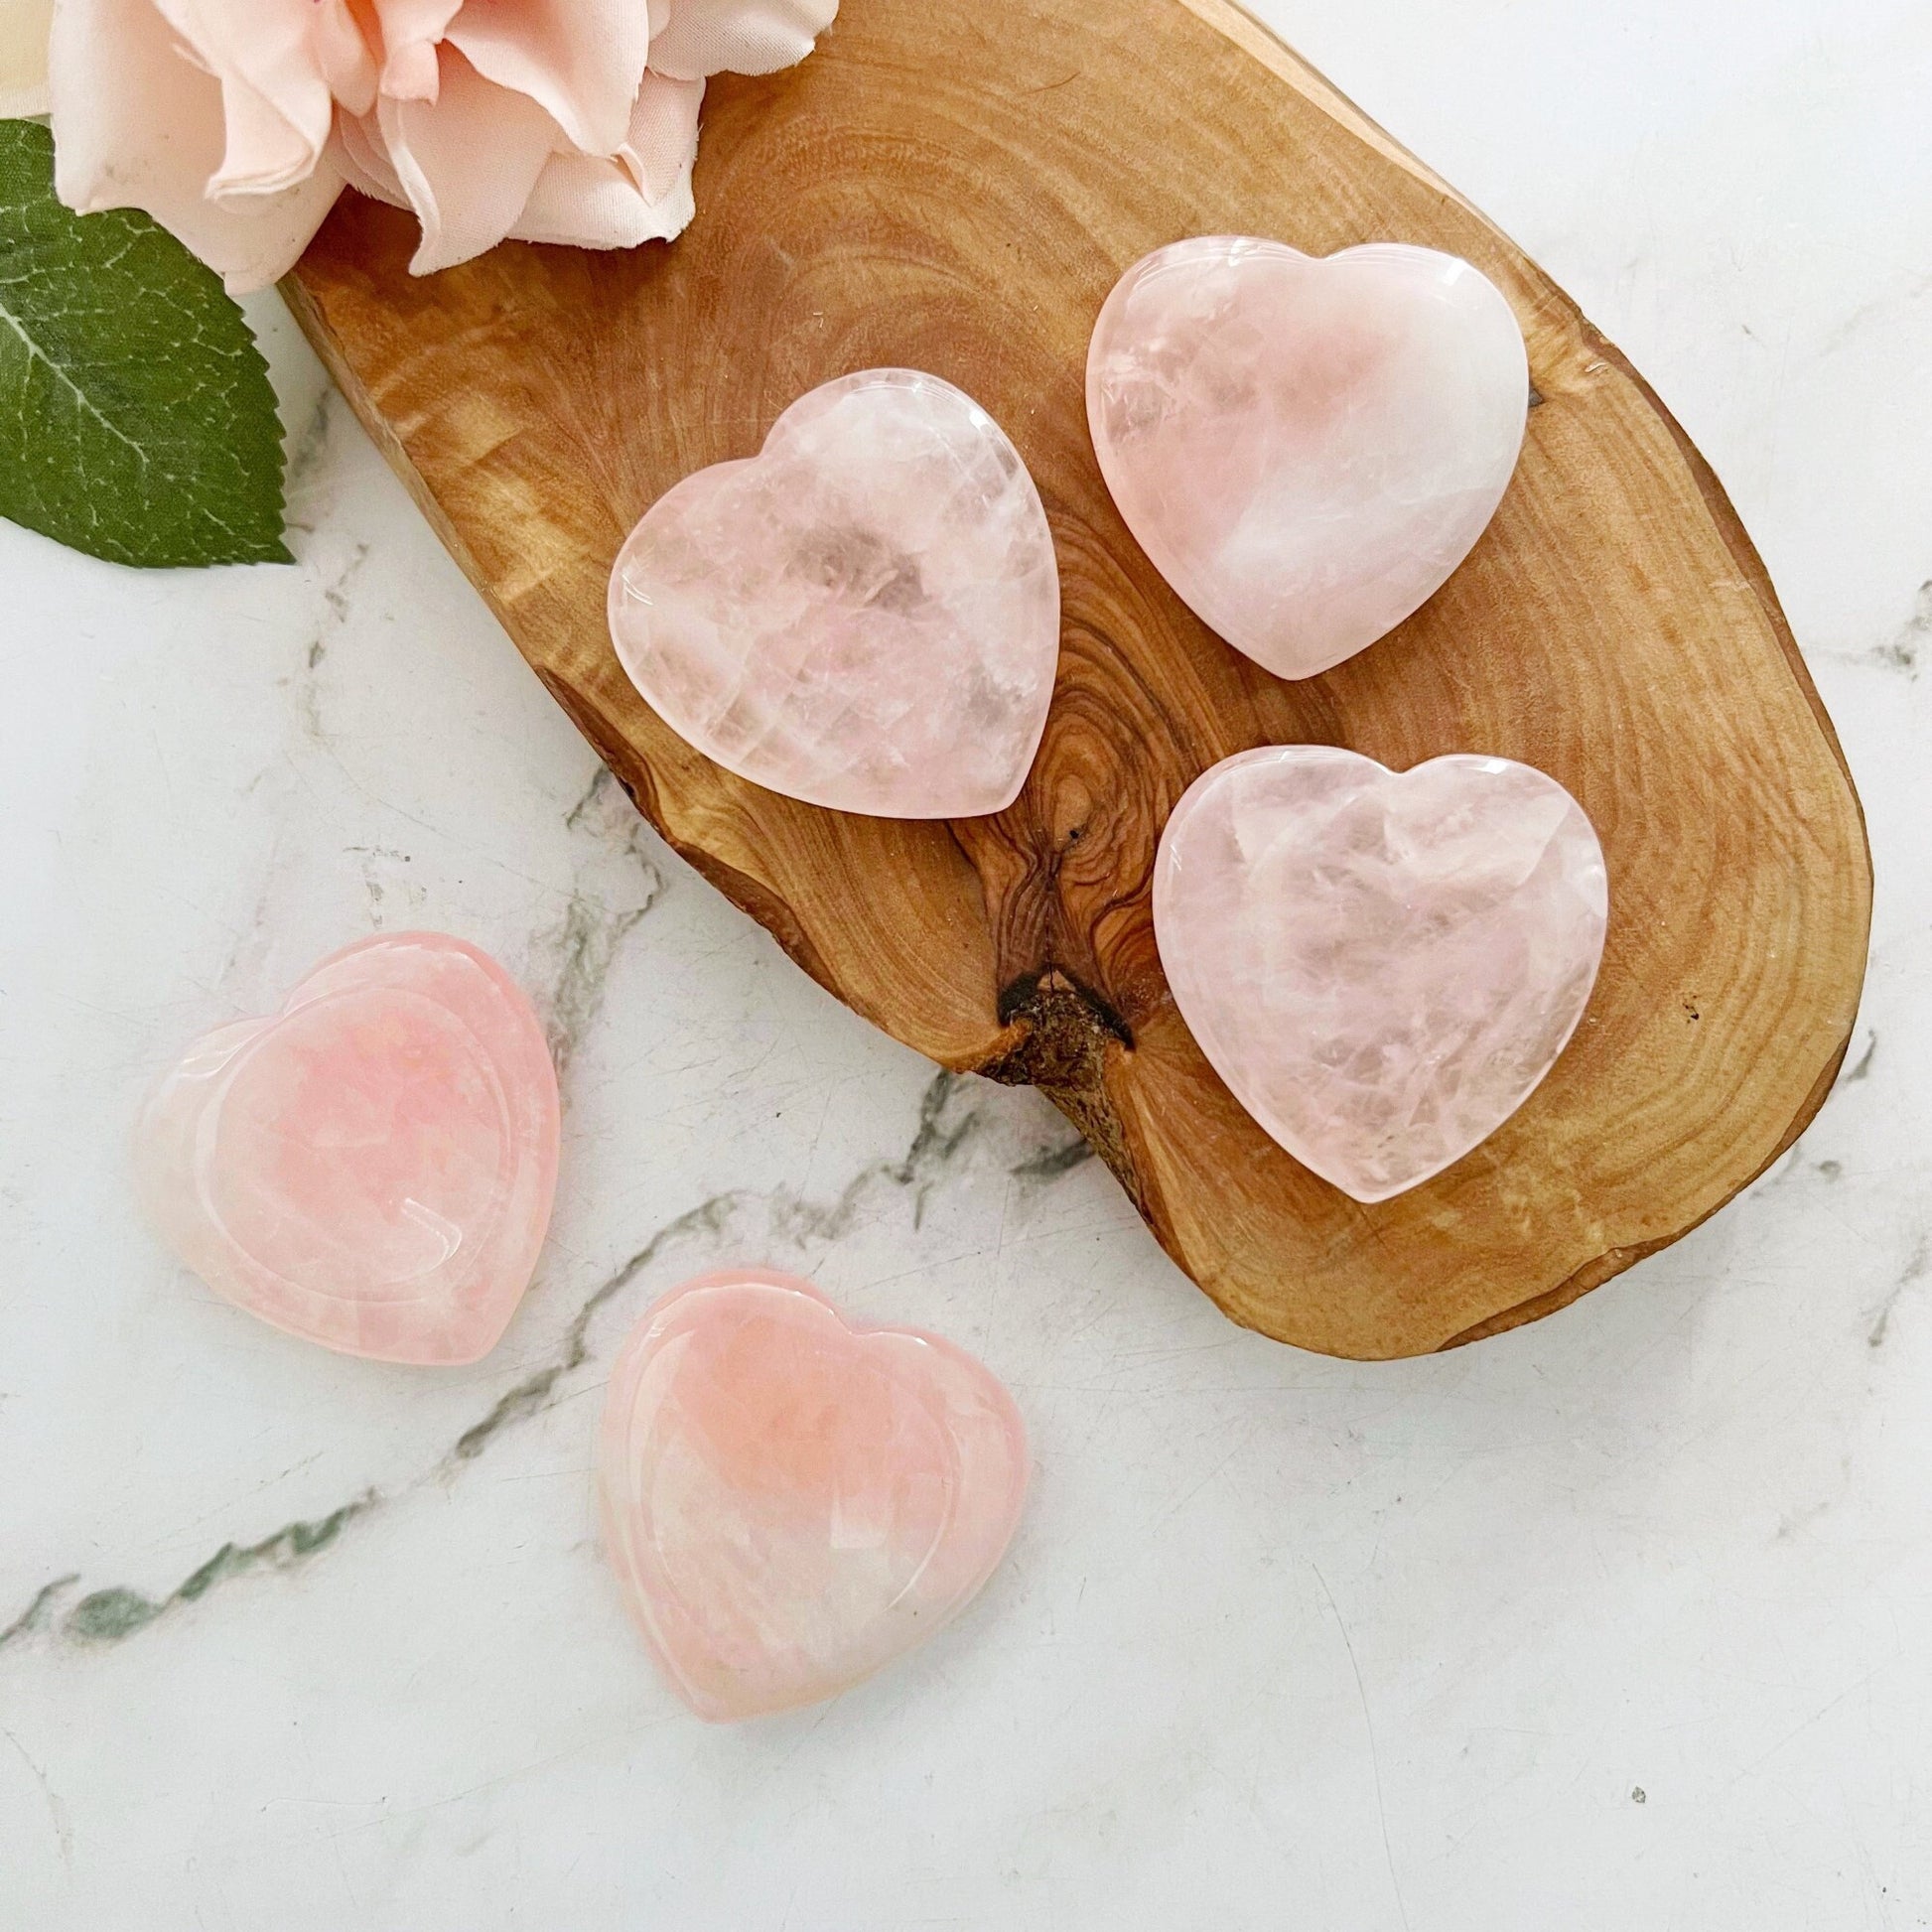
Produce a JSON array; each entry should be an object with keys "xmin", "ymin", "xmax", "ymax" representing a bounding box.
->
[
  {"xmin": 609, "ymin": 369, "xmax": 1061, "ymax": 818},
  {"xmin": 1087, "ymin": 237, "xmax": 1529, "ymax": 680},
  {"xmin": 599, "ymin": 1270, "xmax": 1029, "ymax": 1722},
  {"xmin": 1155, "ymin": 749, "xmax": 1608, "ymax": 1202},
  {"xmin": 134, "ymin": 933, "xmax": 560, "ymax": 1364}
]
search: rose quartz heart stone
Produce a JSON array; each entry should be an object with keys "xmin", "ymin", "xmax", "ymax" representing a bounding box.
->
[
  {"xmin": 608, "ymin": 368, "xmax": 1060, "ymax": 818},
  {"xmin": 134, "ymin": 933, "xmax": 560, "ymax": 1364},
  {"xmin": 1155, "ymin": 748, "xmax": 1608, "ymax": 1202},
  {"xmin": 1087, "ymin": 237, "xmax": 1529, "ymax": 679},
  {"xmin": 600, "ymin": 1270, "xmax": 1030, "ymax": 1722}
]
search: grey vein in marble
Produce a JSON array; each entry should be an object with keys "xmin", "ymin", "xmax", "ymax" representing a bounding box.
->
[
  {"xmin": 1011, "ymin": 1137, "xmax": 1096, "ymax": 1181},
  {"xmin": 0, "ymin": 1070, "xmax": 1084, "ymax": 1657},
  {"xmin": 451, "ymin": 1071, "xmax": 982, "ymax": 1463},
  {"xmin": 63, "ymin": 1498, "xmax": 377, "ymax": 1645},
  {"xmin": 0, "ymin": 1578, "xmax": 79, "ymax": 1654},
  {"xmin": 541, "ymin": 770, "xmax": 665, "ymax": 1069},
  {"xmin": 1866, "ymin": 1238, "xmax": 1928, "ymax": 1351}
]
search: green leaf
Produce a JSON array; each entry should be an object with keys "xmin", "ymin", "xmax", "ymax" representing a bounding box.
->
[{"xmin": 0, "ymin": 118, "xmax": 290, "ymax": 568}]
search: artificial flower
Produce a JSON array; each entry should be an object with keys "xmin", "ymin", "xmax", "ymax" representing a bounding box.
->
[{"xmin": 45, "ymin": 0, "xmax": 836, "ymax": 291}]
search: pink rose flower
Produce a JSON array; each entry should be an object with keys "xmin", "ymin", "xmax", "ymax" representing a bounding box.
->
[{"xmin": 45, "ymin": 0, "xmax": 837, "ymax": 291}]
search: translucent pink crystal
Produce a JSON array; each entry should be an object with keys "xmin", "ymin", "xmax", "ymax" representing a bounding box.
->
[
  {"xmin": 1087, "ymin": 237, "xmax": 1529, "ymax": 680},
  {"xmin": 134, "ymin": 933, "xmax": 560, "ymax": 1364},
  {"xmin": 599, "ymin": 1270, "xmax": 1030, "ymax": 1722},
  {"xmin": 1155, "ymin": 749, "xmax": 1608, "ymax": 1202},
  {"xmin": 608, "ymin": 369, "xmax": 1061, "ymax": 818}
]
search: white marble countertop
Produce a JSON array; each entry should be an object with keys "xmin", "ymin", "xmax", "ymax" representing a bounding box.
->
[{"xmin": 3, "ymin": 2, "xmax": 1928, "ymax": 1924}]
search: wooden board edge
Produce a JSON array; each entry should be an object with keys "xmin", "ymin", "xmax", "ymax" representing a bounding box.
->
[
  {"xmin": 281, "ymin": 274, "xmax": 485, "ymax": 597},
  {"xmin": 1442, "ymin": 1020, "xmax": 1857, "ymax": 1351}
]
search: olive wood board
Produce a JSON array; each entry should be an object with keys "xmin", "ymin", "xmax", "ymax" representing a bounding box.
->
[{"xmin": 284, "ymin": 0, "xmax": 1871, "ymax": 1359}]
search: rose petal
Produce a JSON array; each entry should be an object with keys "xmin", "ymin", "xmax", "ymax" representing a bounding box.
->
[
  {"xmin": 371, "ymin": 0, "xmax": 466, "ymax": 45},
  {"xmin": 331, "ymin": 107, "xmax": 408, "ymax": 208},
  {"xmin": 149, "ymin": 0, "xmax": 335, "ymax": 194},
  {"xmin": 508, "ymin": 73, "xmax": 702, "ymax": 248},
  {"xmin": 311, "ymin": 0, "xmax": 378, "ymax": 116},
  {"xmin": 621, "ymin": 69, "xmax": 706, "ymax": 206},
  {"xmin": 447, "ymin": 0, "xmax": 653, "ymax": 159},
  {"xmin": 0, "ymin": 0, "xmax": 53, "ymax": 116},
  {"xmin": 375, "ymin": 46, "xmax": 561, "ymax": 275},
  {"xmin": 202, "ymin": 70, "xmax": 317, "ymax": 196},
  {"xmin": 50, "ymin": 0, "xmax": 343, "ymax": 293},
  {"xmin": 381, "ymin": 40, "xmax": 441, "ymax": 103},
  {"xmin": 370, "ymin": 0, "xmax": 463, "ymax": 99},
  {"xmin": 646, "ymin": 0, "xmax": 838, "ymax": 81}
]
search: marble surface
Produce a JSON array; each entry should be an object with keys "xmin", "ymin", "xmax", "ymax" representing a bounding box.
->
[{"xmin": 0, "ymin": 0, "xmax": 1927, "ymax": 1922}]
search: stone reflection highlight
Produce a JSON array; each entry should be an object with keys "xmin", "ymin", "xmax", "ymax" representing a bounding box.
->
[
  {"xmin": 1088, "ymin": 237, "xmax": 1529, "ymax": 679},
  {"xmin": 609, "ymin": 369, "xmax": 1061, "ymax": 818},
  {"xmin": 599, "ymin": 1270, "xmax": 1030, "ymax": 1722},
  {"xmin": 134, "ymin": 933, "xmax": 560, "ymax": 1364},
  {"xmin": 1155, "ymin": 748, "xmax": 1607, "ymax": 1202}
]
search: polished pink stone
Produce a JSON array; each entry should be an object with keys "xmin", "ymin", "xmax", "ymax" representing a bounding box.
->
[
  {"xmin": 599, "ymin": 1270, "xmax": 1030, "ymax": 1722},
  {"xmin": 608, "ymin": 368, "xmax": 1060, "ymax": 818},
  {"xmin": 1087, "ymin": 237, "xmax": 1529, "ymax": 680},
  {"xmin": 134, "ymin": 933, "xmax": 561, "ymax": 1364},
  {"xmin": 1155, "ymin": 748, "xmax": 1608, "ymax": 1202}
]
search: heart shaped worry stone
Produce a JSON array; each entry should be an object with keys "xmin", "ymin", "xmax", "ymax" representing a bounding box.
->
[
  {"xmin": 608, "ymin": 369, "xmax": 1061, "ymax": 817},
  {"xmin": 134, "ymin": 933, "xmax": 561, "ymax": 1365},
  {"xmin": 1087, "ymin": 237, "xmax": 1529, "ymax": 680},
  {"xmin": 599, "ymin": 1270, "xmax": 1030, "ymax": 1723},
  {"xmin": 1155, "ymin": 748, "xmax": 1608, "ymax": 1203}
]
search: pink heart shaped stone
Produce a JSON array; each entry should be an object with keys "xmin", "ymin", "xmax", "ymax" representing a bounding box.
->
[
  {"xmin": 134, "ymin": 933, "xmax": 561, "ymax": 1364},
  {"xmin": 1087, "ymin": 237, "xmax": 1529, "ymax": 679},
  {"xmin": 1155, "ymin": 748, "xmax": 1608, "ymax": 1202},
  {"xmin": 608, "ymin": 369, "xmax": 1061, "ymax": 818},
  {"xmin": 599, "ymin": 1270, "xmax": 1030, "ymax": 1722}
]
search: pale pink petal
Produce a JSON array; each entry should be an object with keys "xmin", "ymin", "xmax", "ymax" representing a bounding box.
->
[
  {"xmin": 149, "ymin": 0, "xmax": 334, "ymax": 194},
  {"xmin": 0, "ymin": 0, "xmax": 52, "ymax": 116},
  {"xmin": 646, "ymin": 0, "xmax": 838, "ymax": 81},
  {"xmin": 620, "ymin": 70, "xmax": 705, "ymax": 205},
  {"xmin": 375, "ymin": 47, "xmax": 560, "ymax": 275},
  {"xmin": 370, "ymin": 0, "xmax": 462, "ymax": 98},
  {"xmin": 202, "ymin": 71, "xmax": 316, "ymax": 196},
  {"xmin": 312, "ymin": 0, "xmax": 378, "ymax": 116},
  {"xmin": 447, "ymin": 0, "xmax": 653, "ymax": 158},
  {"xmin": 508, "ymin": 74, "xmax": 702, "ymax": 248},
  {"xmin": 382, "ymin": 39, "xmax": 440, "ymax": 103},
  {"xmin": 331, "ymin": 111, "xmax": 408, "ymax": 208},
  {"xmin": 508, "ymin": 150, "xmax": 694, "ymax": 251},
  {"xmin": 371, "ymin": 0, "xmax": 465, "ymax": 43},
  {"xmin": 50, "ymin": 0, "xmax": 343, "ymax": 293}
]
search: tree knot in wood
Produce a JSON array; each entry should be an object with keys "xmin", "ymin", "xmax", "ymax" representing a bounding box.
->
[
  {"xmin": 978, "ymin": 967, "xmax": 1140, "ymax": 1205},
  {"xmin": 987, "ymin": 967, "xmax": 1132, "ymax": 1080}
]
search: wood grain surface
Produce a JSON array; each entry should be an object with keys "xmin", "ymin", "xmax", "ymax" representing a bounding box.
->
[{"xmin": 285, "ymin": 0, "xmax": 1871, "ymax": 1358}]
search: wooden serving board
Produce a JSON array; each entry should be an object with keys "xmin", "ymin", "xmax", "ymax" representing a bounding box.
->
[{"xmin": 286, "ymin": 0, "xmax": 1870, "ymax": 1359}]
